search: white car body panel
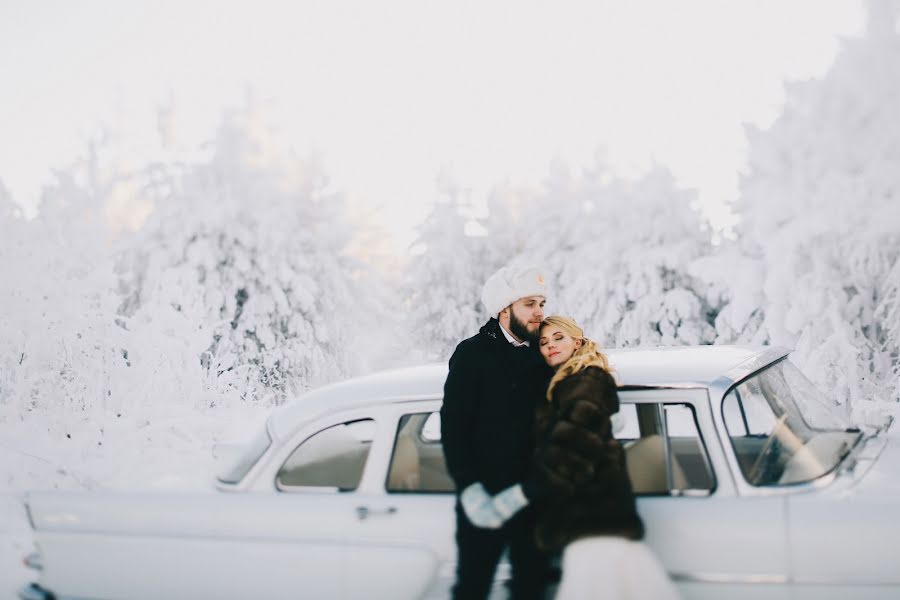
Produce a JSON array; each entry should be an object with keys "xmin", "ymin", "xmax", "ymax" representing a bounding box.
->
[
  {"xmin": 786, "ymin": 433, "xmax": 900, "ymax": 598},
  {"xmin": 20, "ymin": 345, "xmax": 900, "ymax": 599},
  {"xmin": 28, "ymin": 491, "xmax": 353, "ymax": 598},
  {"xmin": 627, "ymin": 388, "xmax": 790, "ymax": 600}
]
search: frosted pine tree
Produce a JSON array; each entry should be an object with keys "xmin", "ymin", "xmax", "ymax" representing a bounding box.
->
[
  {"xmin": 490, "ymin": 159, "xmax": 716, "ymax": 348},
  {"xmin": 0, "ymin": 142, "xmax": 129, "ymax": 423},
  {"xmin": 733, "ymin": 0, "xmax": 900, "ymax": 409},
  {"xmin": 121, "ymin": 105, "xmax": 389, "ymax": 407},
  {"xmin": 0, "ymin": 180, "xmax": 19, "ymax": 219},
  {"xmin": 405, "ymin": 175, "xmax": 495, "ymax": 362}
]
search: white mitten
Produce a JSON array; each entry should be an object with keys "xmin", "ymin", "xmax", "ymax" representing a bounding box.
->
[
  {"xmin": 492, "ymin": 484, "xmax": 529, "ymax": 524},
  {"xmin": 460, "ymin": 483, "xmax": 503, "ymax": 529}
]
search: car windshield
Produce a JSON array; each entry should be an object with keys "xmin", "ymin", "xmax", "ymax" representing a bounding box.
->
[{"xmin": 722, "ymin": 360, "xmax": 861, "ymax": 486}]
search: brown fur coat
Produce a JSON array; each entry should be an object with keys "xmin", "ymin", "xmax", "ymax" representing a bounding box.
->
[{"xmin": 531, "ymin": 366, "xmax": 644, "ymax": 552}]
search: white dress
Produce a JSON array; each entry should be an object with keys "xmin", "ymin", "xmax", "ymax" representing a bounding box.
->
[{"xmin": 555, "ymin": 537, "xmax": 681, "ymax": 600}]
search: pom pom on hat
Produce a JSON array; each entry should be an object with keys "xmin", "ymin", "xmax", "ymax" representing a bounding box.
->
[{"xmin": 481, "ymin": 265, "xmax": 549, "ymax": 317}]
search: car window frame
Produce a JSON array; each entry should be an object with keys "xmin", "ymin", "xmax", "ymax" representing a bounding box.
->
[
  {"xmin": 268, "ymin": 405, "xmax": 395, "ymax": 495},
  {"xmin": 275, "ymin": 417, "xmax": 377, "ymax": 493},
  {"xmin": 718, "ymin": 358, "xmax": 863, "ymax": 491},
  {"xmin": 617, "ymin": 388, "xmax": 719, "ymax": 498},
  {"xmin": 379, "ymin": 394, "xmax": 720, "ymax": 498},
  {"xmin": 383, "ymin": 407, "xmax": 458, "ymax": 495},
  {"xmin": 378, "ymin": 399, "xmax": 450, "ymax": 495}
]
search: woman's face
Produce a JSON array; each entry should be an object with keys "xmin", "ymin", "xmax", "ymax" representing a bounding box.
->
[{"xmin": 539, "ymin": 324, "xmax": 582, "ymax": 369}]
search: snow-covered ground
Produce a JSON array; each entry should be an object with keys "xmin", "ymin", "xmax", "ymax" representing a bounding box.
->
[{"xmin": 0, "ymin": 405, "xmax": 269, "ymax": 598}]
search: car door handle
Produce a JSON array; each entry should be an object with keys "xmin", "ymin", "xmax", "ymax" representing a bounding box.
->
[{"xmin": 355, "ymin": 505, "xmax": 397, "ymax": 520}]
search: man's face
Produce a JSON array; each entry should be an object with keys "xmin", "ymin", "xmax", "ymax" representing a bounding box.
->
[{"xmin": 504, "ymin": 296, "xmax": 545, "ymax": 343}]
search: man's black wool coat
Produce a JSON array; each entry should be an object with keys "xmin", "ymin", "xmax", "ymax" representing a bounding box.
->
[{"xmin": 441, "ymin": 318, "xmax": 552, "ymax": 495}]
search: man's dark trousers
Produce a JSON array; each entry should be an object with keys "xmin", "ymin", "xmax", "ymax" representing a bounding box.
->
[{"xmin": 452, "ymin": 503, "xmax": 548, "ymax": 600}]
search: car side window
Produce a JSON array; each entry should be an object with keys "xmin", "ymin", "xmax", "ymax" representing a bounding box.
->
[
  {"xmin": 277, "ymin": 419, "xmax": 375, "ymax": 491},
  {"xmin": 724, "ymin": 386, "xmax": 781, "ymax": 485},
  {"xmin": 619, "ymin": 402, "xmax": 715, "ymax": 496},
  {"xmin": 723, "ymin": 379, "xmax": 777, "ymax": 436},
  {"xmin": 386, "ymin": 412, "xmax": 456, "ymax": 493}
]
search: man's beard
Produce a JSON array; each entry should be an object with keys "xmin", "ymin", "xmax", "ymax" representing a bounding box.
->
[{"xmin": 509, "ymin": 311, "xmax": 539, "ymax": 344}]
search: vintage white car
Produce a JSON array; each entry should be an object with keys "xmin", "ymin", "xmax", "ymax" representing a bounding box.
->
[{"xmin": 19, "ymin": 345, "xmax": 898, "ymax": 600}]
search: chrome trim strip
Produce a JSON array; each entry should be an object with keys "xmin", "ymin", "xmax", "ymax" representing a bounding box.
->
[
  {"xmin": 673, "ymin": 570, "xmax": 900, "ymax": 587},
  {"xmin": 618, "ymin": 383, "xmax": 708, "ymax": 390},
  {"xmin": 720, "ymin": 346, "xmax": 792, "ymax": 388},
  {"xmin": 792, "ymin": 576, "xmax": 900, "ymax": 587},
  {"xmin": 703, "ymin": 380, "xmax": 740, "ymax": 494},
  {"xmin": 276, "ymin": 484, "xmax": 342, "ymax": 493},
  {"xmin": 670, "ymin": 572, "xmax": 788, "ymax": 585},
  {"xmin": 659, "ymin": 404, "xmax": 673, "ymax": 491},
  {"xmin": 32, "ymin": 526, "xmax": 348, "ymax": 545},
  {"xmin": 738, "ymin": 469, "xmax": 840, "ymax": 498}
]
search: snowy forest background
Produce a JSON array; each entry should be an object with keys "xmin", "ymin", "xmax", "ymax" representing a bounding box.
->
[{"xmin": 2, "ymin": 4, "xmax": 900, "ymax": 590}]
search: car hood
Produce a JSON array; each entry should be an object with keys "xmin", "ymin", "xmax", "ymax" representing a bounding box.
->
[
  {"xmin": 845, "ymin": 427, "xmax": 900, "ymax": 497},
  {"xmin": 786, "ymin": 429, "xmax": 900, "ymax": 584}
]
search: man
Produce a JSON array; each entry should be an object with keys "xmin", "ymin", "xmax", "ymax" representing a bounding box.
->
[{"xmin": 441, "ymin": 265, "xmax": 554, "ymax": 600}]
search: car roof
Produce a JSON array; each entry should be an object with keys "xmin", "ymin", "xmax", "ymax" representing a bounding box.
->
[{"xmin": 268, "ymin": 344, "xmax": 789, "ymax": 440}]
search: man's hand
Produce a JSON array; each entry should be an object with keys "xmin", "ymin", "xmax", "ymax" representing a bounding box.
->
[
  {"xmin": 493, "ymin": 484, "xmax": 529, "ymax": 523},
  {"xmin": 460, "ymin": 483, "xmax": 503, "ymax": 529}
]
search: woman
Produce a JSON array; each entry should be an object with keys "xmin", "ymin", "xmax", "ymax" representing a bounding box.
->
[{"xmin": 532, "ymin": 315, "xmax": 679, "ymax": 600}]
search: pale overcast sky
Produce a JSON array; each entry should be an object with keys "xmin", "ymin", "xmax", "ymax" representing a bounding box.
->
[{"xmin": 0, "ymin": 0, "xmax": 865, "ymax": 243}]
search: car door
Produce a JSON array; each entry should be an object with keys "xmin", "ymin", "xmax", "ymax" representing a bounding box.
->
[
  {"xmin": 242, "ymin": 401, "xmax": 456, "ymax": 600},
  {"xmin": 622, "ymin": 389, "xmax": 791, "ymax": 600},
  {"xmin": 25, "ymin": 410, "xmax": 382, "ymax": 600},
  {"xmin": 234, "ymin": 408, "xmax": 386, "ymax": 599},
  {"xmin": 339, "ymin": 400, "xmax": 461, "ymax": 600}
]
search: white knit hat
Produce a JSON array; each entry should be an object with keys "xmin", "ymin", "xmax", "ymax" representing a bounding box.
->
[{"xmin": 481, "ymin": 265, "xmax": 549, "ymax": 317}]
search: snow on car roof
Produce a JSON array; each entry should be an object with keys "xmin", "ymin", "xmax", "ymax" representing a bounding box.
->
[
  {"xmin": 609, "ymin": 344, "xmax": 788, "ymax": 389},
  {"xmin": 269, "ymin": 344, "xmax": 789, "ymax": 440},
  {"xmin": 268, "ymin": 363, "xmax": 448, "ymax": 439}
]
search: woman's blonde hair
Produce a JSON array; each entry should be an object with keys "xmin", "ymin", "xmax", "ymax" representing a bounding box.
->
[{"xmin": 542, "ymin": 315, "xmax": 611, "ymax": 402}]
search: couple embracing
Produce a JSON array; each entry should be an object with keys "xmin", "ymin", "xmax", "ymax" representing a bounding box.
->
[{"xmin": 440, "ymin": 265, "xmax": 679, "ymax": 600}]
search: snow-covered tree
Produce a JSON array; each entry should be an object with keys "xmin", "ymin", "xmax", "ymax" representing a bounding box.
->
[
  {"xmin": 1, "ymin": 99, "xmax": 396, "ymax": 422},
  {"xmin": 404, "ymin": 175, "xmax": 496, "ymax": 362},
  {"xmin": 487, "ymin": 159, "xmax": 716, "ymax": 348},
  {"xmin": 0, "ymin": 141, "xmax": 129, "ymax": 422},
  {"xmin": 0, "ymin": 180, "xmax": 20, "ymax": 219},
  {"xmin": 120, "ymin": 105, "xmax": 390, "ymax": 407},
  {"xmin": 728, "ymin": 0, "xmax": 900, "ymax": 408},
  {"xmin": 407, "ymin": 159, "xmax": 716, "ymax": 352}
]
